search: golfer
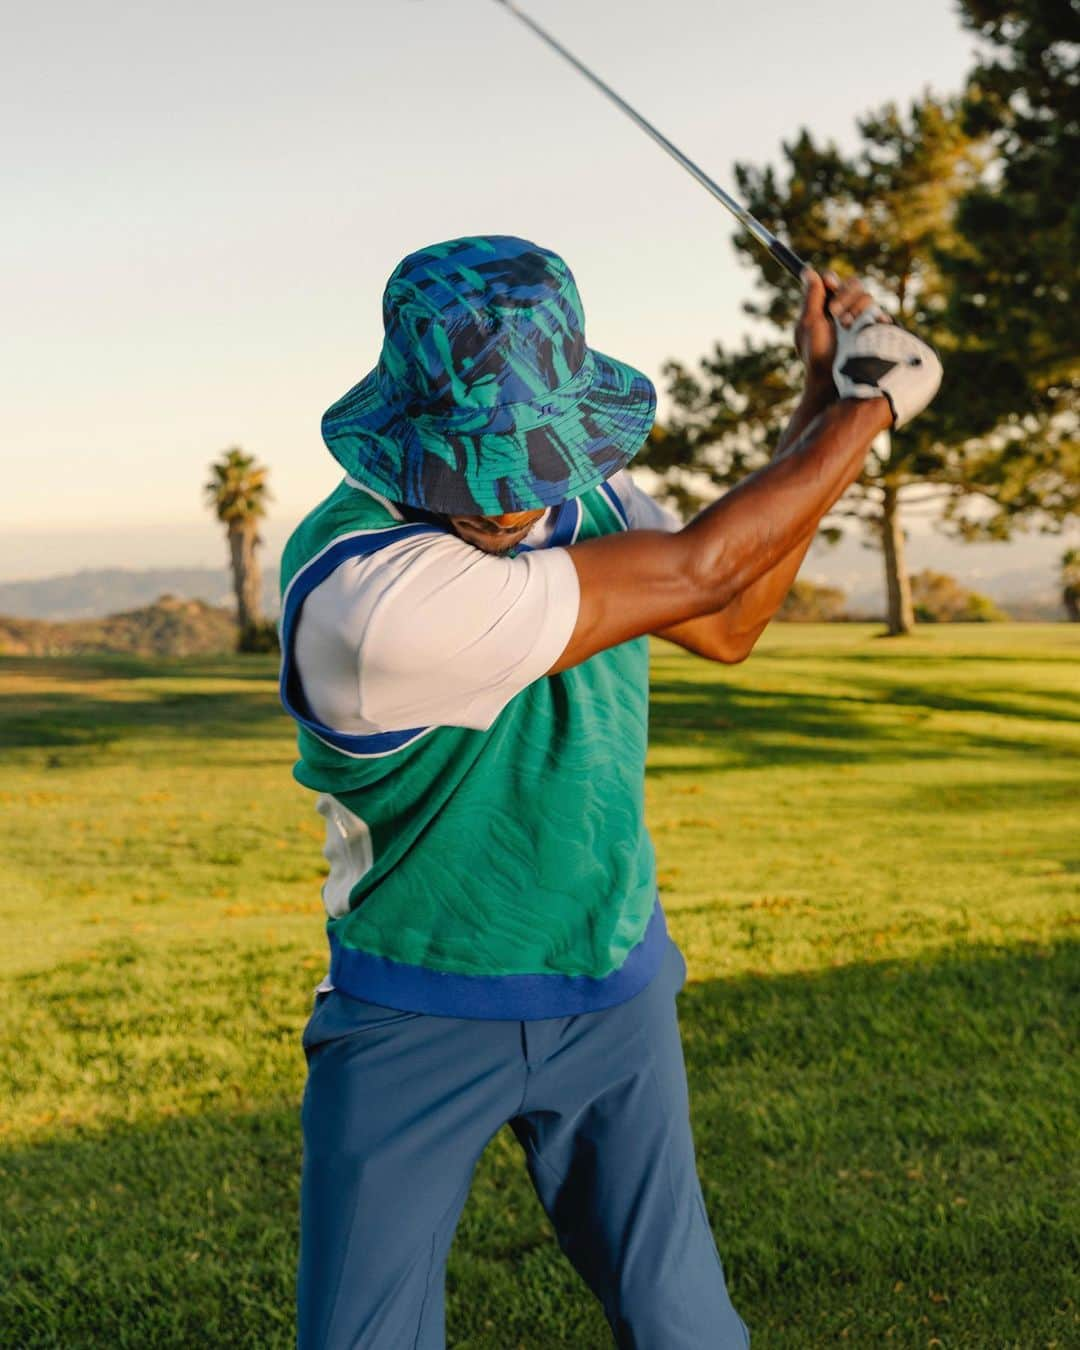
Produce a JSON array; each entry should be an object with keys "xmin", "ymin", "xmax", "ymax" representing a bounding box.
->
[{"xmin": 279, "ymin": 234, "xmax": 941, "ymax": 1348}]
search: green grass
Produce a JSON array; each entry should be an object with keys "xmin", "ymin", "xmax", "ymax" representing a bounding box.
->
[{"xmin": 1, "ymin": 626, "xmax": 1077, "ymax": 1348}]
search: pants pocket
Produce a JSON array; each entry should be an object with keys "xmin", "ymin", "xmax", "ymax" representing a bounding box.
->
[{"xmin": 302, "ymin": 989, "xmax": 423, "ymax": 1057}]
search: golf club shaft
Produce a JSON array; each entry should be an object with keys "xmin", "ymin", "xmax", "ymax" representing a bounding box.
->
[{"xmin": 492, "ymin": 0, "xmax": 807, "ymax": 281}]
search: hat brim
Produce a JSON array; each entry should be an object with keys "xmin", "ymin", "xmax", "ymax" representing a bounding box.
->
[{"xmin": 321, "ymin": 349, "xmax": 657, "ymax": 516}]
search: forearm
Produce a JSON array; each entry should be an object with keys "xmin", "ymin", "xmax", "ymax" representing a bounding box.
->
[
  {"xmin": 705, "ymin": 522, "xmax": 819, "ymax": 652},
  {"xmin": 677, "ymin": 396, "xmax": 887, "ymax": 611},
  {"xmin": 774, "ymin": 378, "xmax": 834, "ymax": 457},
  {"xmin": 664, "ymin": 384, "xmax": 838, "ymax": 656},
  {"xmin": 550, "ymin": 395, "xmax": 891, "ymax": 672}
]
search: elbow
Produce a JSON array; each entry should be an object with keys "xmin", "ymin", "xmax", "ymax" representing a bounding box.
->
[
  {"xmin": 705, "ymin": 634, "xmax": 754, "ymax": 664},
  {"xmin": 712, "ymin": 621, "xmax": 769, "ymax": 664}
]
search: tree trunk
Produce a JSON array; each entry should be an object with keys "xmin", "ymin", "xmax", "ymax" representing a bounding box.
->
[
  {"xmin": 881, "ymin": 479, "xmax": 914, "ymax": 636},
  {"xmin": 227, "ymin": 521, "xmax": 262, "ymax": 646},
  {"xmin": 1065, "ymin": 586, "xmax": 1080, "ymax": 622}
]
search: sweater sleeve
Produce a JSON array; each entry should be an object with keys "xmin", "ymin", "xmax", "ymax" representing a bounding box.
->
[{"xmin": 293, "ymin": 531, "xmax": 580, "ymax": 735}]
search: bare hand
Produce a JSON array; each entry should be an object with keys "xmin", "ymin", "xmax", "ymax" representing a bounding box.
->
[{"xmin": 796, "ymin": 270, "xmax": 886, "ymax": 397}]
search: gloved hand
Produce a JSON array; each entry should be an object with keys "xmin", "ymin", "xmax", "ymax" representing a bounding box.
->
[{"xmin": 832, "ymin": 308, "xmax": 943, "ymax": 428}]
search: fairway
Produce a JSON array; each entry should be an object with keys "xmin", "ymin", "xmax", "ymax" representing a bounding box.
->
[{"xmin": 1, "ymin": 625, "xmax": 1077, "ymax": 1347}]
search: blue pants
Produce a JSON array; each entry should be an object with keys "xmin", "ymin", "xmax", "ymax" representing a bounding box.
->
[{"xmin": 297, "ymin": 937, "xmax": 750, "ymax": 1349}]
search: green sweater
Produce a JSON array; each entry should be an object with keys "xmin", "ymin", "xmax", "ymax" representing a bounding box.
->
[{"xmin": 278, "ymin": 480, "xmax": 667, "ymax": 1019}]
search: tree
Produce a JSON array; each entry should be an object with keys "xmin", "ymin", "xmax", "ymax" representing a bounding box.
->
[
  {"xmin": 643, "ymin": 96, "xmax": 986, "ymax": 635},
  {"xmin": 940, "ymin": 0, "xmax": 1080, "ymax": 568},
  {"xmin": 910, "ymin": 570, "xmax": 1007, "ymax": 623},
  {"xmin": 204, "ymin": 447, "xmax": 271, "ymax": 652},
  {"xmin": 641, "ymin": 90, "xmax": 1074, "ymax": 635},
  {"xmin": 950, "ymin": 0, "xmax": 1078, "ymax": 380},
  {"xmin": 777, "ymin": 580, "xmax": 847, "ymax": 623}
]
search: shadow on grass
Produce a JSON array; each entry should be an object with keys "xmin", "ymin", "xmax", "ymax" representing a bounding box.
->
[
  {"xmin": 2, "ymin": 941, "xmax": 1076, "ymax": 1348},
  {"xmin": 0, "ymin": 654, "xmax": 280, "ymax": 682},
  {"xmin": 646, "ymin": 675, "xmax": 1078, "ymax": 771},
  {"xmin": 7, "ymin": 679, "xmax": 1067, "ymax": 764},
  {"xmin": 4, "ymin": 651, "xmax": 1075, "ymax": 765},
  {"xmin": 859, "ymin": 680, "xmax": 1080, "ymax": 725},
  {"xmin": 757, "ymin": 641, "xmax": 1079, "ymax": 669},
  {"xmin": 0, "ymin": 690, "xmax": 288, "ymax": 755},
  {"xmin": 0, "ymin": 655, "xmax": 287, "ymax": 756}
]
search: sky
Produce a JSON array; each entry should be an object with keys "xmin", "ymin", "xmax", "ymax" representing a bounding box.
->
[{"xmin": 6, "ymin": 0, "xmax": 1061, "ymax": 586}]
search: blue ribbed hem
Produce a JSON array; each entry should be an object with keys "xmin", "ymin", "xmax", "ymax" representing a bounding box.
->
[{"xmin": 326, "ymin": 898, "xmax": 669, "ymax": 1021}]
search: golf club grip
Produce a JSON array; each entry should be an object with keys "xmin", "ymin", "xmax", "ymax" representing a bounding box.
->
[{"xmin": 768, "ymin": 237, "xmax": 808, "ymax": 281}]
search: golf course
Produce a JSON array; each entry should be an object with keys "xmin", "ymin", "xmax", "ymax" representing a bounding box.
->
[{"xmin": 1, "ymin": 623, "xmax": 1076, "ymax": 1348}]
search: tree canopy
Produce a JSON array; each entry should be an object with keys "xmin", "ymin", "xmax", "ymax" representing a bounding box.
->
[
  {"xmin": 938, "ymin": 0, "xmax": 1080, "ymax": 539},
  {"xmin": 949, "ymin": 0, "xmax": 1078, "ymax": 379},
  {"xmin": 204, "ymin": 447, "xmax": 271, "ymax": 528},
  {"xmin": 641, "ymin": 95, "xmax": 991, "ymax": 632},
  {"xmin": 640, "ymin": 43, "xmax": 1079, "ymax": 633}
]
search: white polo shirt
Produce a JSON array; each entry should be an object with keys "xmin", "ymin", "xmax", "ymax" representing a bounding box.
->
[{"xmin": 294, "ymin": 471, "xmax": 681, "ymax": 736}]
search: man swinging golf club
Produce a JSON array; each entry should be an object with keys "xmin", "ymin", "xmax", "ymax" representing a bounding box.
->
[{"xmin": 280, "ymin": 234, "xmax": 941, "ymax": 1348}]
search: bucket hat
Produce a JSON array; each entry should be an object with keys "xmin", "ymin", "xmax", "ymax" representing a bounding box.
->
[{"xmin": 321, "ymin": 235, "xmax": 656, "ymax": 516}]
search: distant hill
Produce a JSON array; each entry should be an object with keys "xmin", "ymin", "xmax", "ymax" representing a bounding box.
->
[
  {"xmin": 0, "ymin": 567, "xmax": 280, "ymax": 622},
  {"xmin": 0, "ymin": 596, "xmax": 240, "ymax": 658}
]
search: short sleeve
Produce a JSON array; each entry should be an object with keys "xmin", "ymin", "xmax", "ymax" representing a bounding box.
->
[
  {"xmin": 293, "ymin": 531, "xmax": 580, "ymax": 735},
  {"xmin": 607, "ymin": 469, "xmax": 683, "ymax": 533}
]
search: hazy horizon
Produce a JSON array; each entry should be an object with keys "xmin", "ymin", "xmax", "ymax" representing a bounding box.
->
[{"xmin": 3, "ymin": 511, "xmax": 1073, "ymax": 614}]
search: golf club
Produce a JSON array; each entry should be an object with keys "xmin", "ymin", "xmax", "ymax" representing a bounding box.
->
[{"xmin": 492, "ymin": 0, "xmax": 808, "ymax": 281}]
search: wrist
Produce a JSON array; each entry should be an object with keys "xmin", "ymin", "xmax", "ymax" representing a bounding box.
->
[
  {"xmin": 801, "ymin": 373, "xmax": 836, "ymax": 411},
  {"xmin": 837, "ymin": 393, "xmax": 894, "ymax": 437}
]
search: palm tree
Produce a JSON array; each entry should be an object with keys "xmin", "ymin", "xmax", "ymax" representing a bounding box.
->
[{"xmin": 204, "ymin": 447, "xmax": 271, "ymax": 649}]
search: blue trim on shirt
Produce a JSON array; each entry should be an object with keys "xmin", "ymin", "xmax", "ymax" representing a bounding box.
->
[
  {"xmin": 279, "ymin": 524, "xmax": 440, "ymax": 756},
  {"xmin": 327, "ymin": 896, "xmax": 669, "ymax": 1020},
  {"xmin": 549, "ymin": 496, "xmax": 583, "ymax": 547},
  {"xmin": 516, "ymin": 497, "xmax": 582, "ymax": 555},
  {"xmin": 598, "ymin": 480, "xmax": 629, "ymax": 529}
]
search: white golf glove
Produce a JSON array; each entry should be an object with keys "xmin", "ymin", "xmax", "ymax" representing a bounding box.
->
[{"xmin": 832, "ymin": 308, "xmax": 942, "ymax": 428}]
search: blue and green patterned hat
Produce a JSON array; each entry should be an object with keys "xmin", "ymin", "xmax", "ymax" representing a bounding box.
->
[{"xmin": 321, "ymin": 235, "xmax": 657, "ymax": 515}]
